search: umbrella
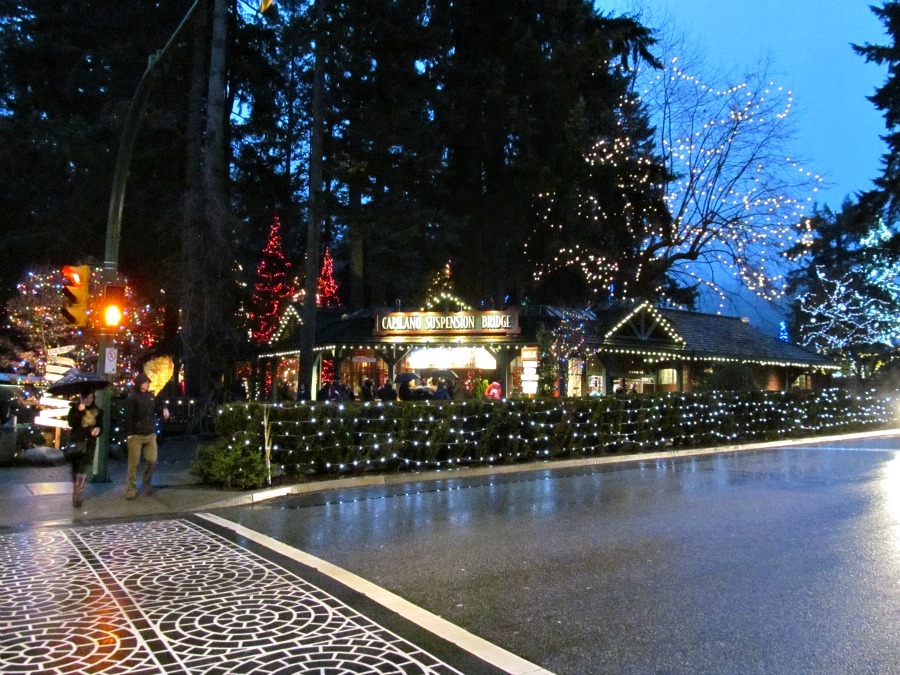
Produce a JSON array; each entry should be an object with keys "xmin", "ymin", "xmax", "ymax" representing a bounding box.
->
[
  {"xmin": 394, "ymin": 372, "xmax": 421, "ymax": 384},
  {"xmin": 46, "ymin": 369, "xmax": 111, "ymax": 396},
  {"xmin": 424, "ymin": 368, "xmax": 458, "ymax": 380}
]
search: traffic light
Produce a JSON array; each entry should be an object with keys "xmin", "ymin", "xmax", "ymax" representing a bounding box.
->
[
  {"xmin": 102, "ymin": 284, "xmax": 126, "ymax": 328},
  {"xmin": 61, "ymin": 265, "xmax": 91, "ymax": 327}
]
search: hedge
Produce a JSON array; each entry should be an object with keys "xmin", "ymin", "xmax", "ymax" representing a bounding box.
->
[{"xmin": 195, "ymin": 388, "xmax": 896, "ymax": 489}]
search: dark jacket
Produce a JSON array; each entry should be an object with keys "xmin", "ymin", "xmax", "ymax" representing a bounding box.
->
[
  {"xmin": 377, "ymin": 383, "xmax": 397, "ymax": 401},
  {"xmin": 360, "ymin": 381, "xmax": 376, "ymax": 401},
  {"xmin": 124, "ymin": 389, "xmax": 159, "ymax": 436},
  {"xmin": 67, "ymin": 401, "xmax": 102, "ymax": 442},
  {"xmin": 432, "ymin": 385, "xmax": 451, "ymax": 400}
]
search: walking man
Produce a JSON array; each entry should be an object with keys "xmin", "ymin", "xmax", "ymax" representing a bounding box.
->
[{"xmin": 124, "ymin": 373, "xmax": 169, "ymax": 499}]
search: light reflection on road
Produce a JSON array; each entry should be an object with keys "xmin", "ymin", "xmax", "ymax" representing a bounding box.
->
[
  {"xmin": 882, "ymin": 453, "xmax": 900, "ymax": 552},
  {"xmin": 227, "ymin": 438, "xmax": 900, "ymax": 674}
]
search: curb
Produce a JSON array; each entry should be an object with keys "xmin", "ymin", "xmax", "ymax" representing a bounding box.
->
[{"xmin": 194, "ymin": 427, "xmax": 900, "ymax": 511}]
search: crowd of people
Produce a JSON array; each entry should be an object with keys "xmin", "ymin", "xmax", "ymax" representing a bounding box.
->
[
  {"xmin": 311, "ymin": 376, "xmax": 459, "ymax": 402},
  {"xmin": 268, "ymin": 368, "xmax": 524, "ymax": 403},
  {"xmin": 282, "ymin": 375, "xmax": 649, "ymax": 401}
]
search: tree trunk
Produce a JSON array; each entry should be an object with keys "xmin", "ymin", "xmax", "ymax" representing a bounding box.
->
[
  {"xmin": 181, "ymin": 0, "xmax": 234, "ymax": 405},
  {"xmin": 179, "ymin": 0, "xmax": 209, "ymax": 397},
  {"xmin": 299, "ymin": 0, "xmax": 327, "ymax": 394},
  {"xmin": 349, "ymin": 187, "xmax": 365, "ymax": 310}
]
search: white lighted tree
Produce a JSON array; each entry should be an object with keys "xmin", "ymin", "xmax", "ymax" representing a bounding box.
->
[
  {"xmin": 641, "ymin": 52, "xmax": 820, "ymax": 305},
  {"xmin": 798, "ymin": 268, "xmax": 892, "ymax": 349},
  {"xmin": 534, "ymin": 35, "xmax": 821, "ymax": 309},
  {"xmin": 795, "ymin": 219, "xmax": 900, "ymax": 377}
]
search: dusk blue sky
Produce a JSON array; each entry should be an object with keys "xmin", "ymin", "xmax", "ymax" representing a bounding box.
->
[
  {"xmin": 600, "ymin": 1, "xmax": 891, "ymax": 332},
  {"xmin": 602, "ymin": 0, "xmax": 890, "ymax": 212}
]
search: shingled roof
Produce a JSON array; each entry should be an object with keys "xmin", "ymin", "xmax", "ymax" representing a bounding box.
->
[{"xmin": 591, "ymin": 302, "xmax": 835, "ymax": 368}]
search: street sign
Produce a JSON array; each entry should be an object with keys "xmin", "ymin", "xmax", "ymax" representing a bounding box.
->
[
  {"xmin": 34, "ymin": 395, "xmax": 71, "ymax": 429},
  {"xmin": 45, "ymin": 355, "xmax": 77, "ymax": 382},
  {"xmin": 103, "ymin": 347, "xmax": 118, "ymax": 375},
  {"xmin": 47, "ymin": 345, "xmax": 76, "ymax": 356}
]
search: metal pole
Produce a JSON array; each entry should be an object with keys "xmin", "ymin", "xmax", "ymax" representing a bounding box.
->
[{"xmin": 93, "ymin": 0, "xmax": 203, "ymax": 482}]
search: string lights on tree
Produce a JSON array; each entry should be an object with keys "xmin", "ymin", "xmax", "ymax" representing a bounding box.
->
[
  {"xmin": 316, "ymin": 247, "xmax": 342, "ymax": 308},
  {"xmin": 249, "ymin": 215, "xmax": 296, "ymax": 344},
  {"xmin": 646, "ymin": 58, "xmax": 821, "ymax": 307},
  {"xmin": 797, "ymin": 268, "xmax": 895, "ymax": 378},
  {"xmin": 551, "ymin": 309, "xmax": 589, "ymax": 360},
  {"xmin": 531, "ymin": 51, "xmax": 821, "ymax": 310},
  {"xmin": 422, "ymin": 261, "xmax": 472, "ymax": 311},
  {"xmin": 794, "ymin": 216, "xmax": 900, "ymax": 378},
  {"xmin": 3, "ymin": 265, "xmax": 164, "ymax": 400}
]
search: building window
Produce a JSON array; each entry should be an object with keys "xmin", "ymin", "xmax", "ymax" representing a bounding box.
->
[{"xmin": 659, "ymin": 368, "xmax": 677, "ymax": 385}]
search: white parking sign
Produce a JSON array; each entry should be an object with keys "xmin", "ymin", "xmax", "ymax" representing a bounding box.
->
[{"xmin": 104, "ymin": 347, "xmax": 118, "ymax": 375}]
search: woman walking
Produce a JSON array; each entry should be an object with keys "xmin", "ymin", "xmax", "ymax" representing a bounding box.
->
[{"xmin": 66, "ymin": 390, "xmax": 102, "ymax": 507}]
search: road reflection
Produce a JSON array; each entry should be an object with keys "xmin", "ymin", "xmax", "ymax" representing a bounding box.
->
[
  {"xmin": 882, "ymin": 453, "xmax": 900, "ymax": 553},
  {"xmin": 226, "ymin": 439, "xmax": 900, "ymax": 674}
]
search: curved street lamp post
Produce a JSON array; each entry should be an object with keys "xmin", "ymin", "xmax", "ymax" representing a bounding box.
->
[{"xmin": 93, "ymin": 0, "xmax": 202, "ymax": 482}]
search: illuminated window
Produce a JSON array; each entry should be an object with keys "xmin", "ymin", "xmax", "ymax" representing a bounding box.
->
[
  {"xmin": 407, "ymin": 347, "xmax": 496, "ymax": 370},
  {"xmin": 659, "ymin": 368, "xmax": 677, "ymax": 385}
]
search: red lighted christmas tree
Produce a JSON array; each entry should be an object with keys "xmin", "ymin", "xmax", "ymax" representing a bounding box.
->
[
  {"xmin": 250, "ymin": 216, "xmax": 296, "ymax": 343},
  {"xmin": 316, "ymin": 247, "xmax": 342, "ymax": 308}
]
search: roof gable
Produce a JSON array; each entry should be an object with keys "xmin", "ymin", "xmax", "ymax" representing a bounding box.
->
[
  {"xmin": 270, "ymin": 305, "xmax": 303, "ymax": 344},
  {"xmin": 602, "ymin": 302, "xmax": 686, "ymax": 348},
  {"xmin": 657, "ymin": 309, "xmax": 835, "ymax": 368}
]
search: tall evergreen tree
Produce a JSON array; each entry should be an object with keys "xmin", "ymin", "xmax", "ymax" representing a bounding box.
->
[
  {"xmin": 179, "ymin": 0, "xmax": 242, "ymax": 401},
  {"xmin": 855, "ymin": 2, "xmax": 900, "ymax": 222},
  {"xmin": 250, "ymin": 215, "xmax": 295, "ymax": 344},
  {"xmin": 430, "ymin": 2, "xmax": 661, "ymax": 306},
  {"xmin": 0, "ymin": 0, "xmax": 193, "ymax": 297},
  {"xmin": 787, "ymin": 201, "xmax": 900, "ymax": 378},
  {"xmin": 324, "ymin": 0, "xmax": 446, "ymax": 308}
]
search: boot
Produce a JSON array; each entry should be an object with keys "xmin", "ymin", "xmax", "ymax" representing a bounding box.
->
[
  {"xmin": 73, "ymin": 474, "xmax": 86, "ymax": 508},
  {"xmin": 142, "ymin": 462, "xmax": 157, "ymax": 495}
]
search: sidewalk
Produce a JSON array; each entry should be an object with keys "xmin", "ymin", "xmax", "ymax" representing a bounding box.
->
[
  {"xmin": 2, "ymin": 428, "xmax": 898, "ymax": 530},
  {"xmin": 0, "ymin": 436, "xmax": 241, "ymax": 528}
]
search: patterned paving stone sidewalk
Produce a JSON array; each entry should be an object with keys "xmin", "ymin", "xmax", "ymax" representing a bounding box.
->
[{"xmin": 0, "ymin": 519, "xmax": 470, "ymax": 674}]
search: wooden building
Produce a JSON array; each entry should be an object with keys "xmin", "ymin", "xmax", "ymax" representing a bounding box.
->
[{"xmin": 256, "ymin": 301, "xmax": 836, "ymax": 399}]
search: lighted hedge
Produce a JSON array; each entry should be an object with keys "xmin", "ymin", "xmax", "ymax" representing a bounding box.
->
[{"xmin": 200, "ymin": 388, "xmax": 896, "ymax": 486}]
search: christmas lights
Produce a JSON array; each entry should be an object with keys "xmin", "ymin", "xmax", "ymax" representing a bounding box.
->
[
  {"xmin": 317, "ymin": 248, "xmax": 342, "ymax": 308},
  {"xmin": 422, "ymin": 262, "xmax": 472, "ymax": 311},
  {"xmin": 531, "ymin": 58, "xmax": 820, "ymax": 310},
  {"xmin": 795, "ymin": 218, "xmax": 900, "ymax": 378},
  {"xmin": 5, "ymin": 265, "xmax": 165, "ymax": 403},
  {"xmin": 209, "ymin": 389, "xmax": 894, "ymax": 480},
  {"xmin": 249, "ymin": 215, "xmax": 296, "ymax": 344}
]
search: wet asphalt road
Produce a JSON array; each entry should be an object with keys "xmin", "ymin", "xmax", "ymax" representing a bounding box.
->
[{"xmin": 220, "ymin": 438, "xmax": 900, "ymax": 674}]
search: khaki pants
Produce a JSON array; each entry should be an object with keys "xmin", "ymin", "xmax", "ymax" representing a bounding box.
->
[{"xmin": 126, "ymin": 433, "xmax": 158, "ymax": 495}]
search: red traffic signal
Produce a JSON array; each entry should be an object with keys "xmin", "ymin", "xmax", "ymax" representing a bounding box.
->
[{"xmin": 61, "ymin": 265, "xmax": 91, "ymax": 327}]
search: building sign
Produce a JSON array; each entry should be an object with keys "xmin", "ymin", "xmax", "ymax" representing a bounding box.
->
[
  {"xmin": 520, "ymin": 346, "xmax": 539, "ymax": 395},
  {"xmin": 375, "ymin": 310, "xmax": 520, "ymax": 336}
]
